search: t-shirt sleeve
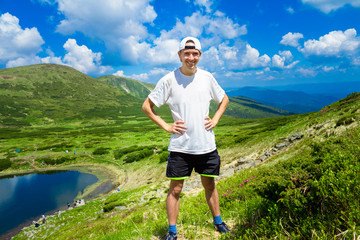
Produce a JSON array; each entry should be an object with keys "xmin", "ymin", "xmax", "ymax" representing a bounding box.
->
[
  {"xmin": 209, "ymin": 74, "xmax": 225, "ymax": 103},
  {"xmin": 148, "ymin": 76, "xmax": 170, "ymax": 108}
]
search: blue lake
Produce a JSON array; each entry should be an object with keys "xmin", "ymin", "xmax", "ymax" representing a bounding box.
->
[{"xmin": 0, "ymin": 170, "xmax": 98, "ymax": 239}]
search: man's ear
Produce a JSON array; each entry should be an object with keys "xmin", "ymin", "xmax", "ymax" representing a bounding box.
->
[{"xmin": 178, "ymin": 51, "xmax": 182, "ymax": 62}]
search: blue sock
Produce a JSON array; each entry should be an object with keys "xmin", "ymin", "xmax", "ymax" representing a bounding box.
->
[
  {"xmin": 169, "ymin": 224, "xmax": 177, "ymax": 234},
  {"xmin": 213, "ymin": 215, "xmax": 223, "ymax": 225}
]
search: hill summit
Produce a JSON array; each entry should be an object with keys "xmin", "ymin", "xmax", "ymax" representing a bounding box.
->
[{"xmin": 0, "ymin": 64, "xmax": 143, "ymax": 126}]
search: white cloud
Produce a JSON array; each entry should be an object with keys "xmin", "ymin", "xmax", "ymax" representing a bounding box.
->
[
  {"xmin": 272, "ymin": 50, "xmax": 299, "ymax": 69},
  {"xmin": 5, "ymin": 37, "xmax": 112, "ymax": 75},
  {"xmin": 219, "ymin": 44, "xmax": 238, "ymax": 60},
  {"xmin": 6, "ymin": 55, "xmax": 63, "ymax": 68},
  {"xmin": 159, "ymin": 11, "xmax": 247, "ymax": 45},
  {"xmin": 113, "ymin": 70, "xmax": 126, "ymax": 77},
  {"xmin": 353, "ymin": 57, "xmax": 360, "ymax": 65},
  {"xmin": 114, "ymin": 67, "xmax": 170, "ymax": 82},
  {"xmin": 239, "ymin": 44, "xmax": 271, "ymax": 69},
  {"xmin": 53, "ymin": 0, "xmax": 157, "ymax": 64},
  {"xmin": 144, "ymin": 38, "xmax": 180, "ymax": 65},
  {"xmin": 0, "ymin": 13, "xmax": 44, "ymax": 63},
  {"xmin": 133, "ymin": 11, "xmax": 247, "ymax": 67},
  {"xmin": 200, "ymin": 42, "xmax": 273, "ymax": 71},
  {"xmin": 286, "ymin": 6, "xmax": 295, "ymax": 14},
  {"xmin": 56, "ymin": 0, "xmax": 156, "ymax": 37},
  {"xmin": 200, "ymin": 46, "xmax": 225, "ymax": 71},
  {"xmin": 280, "ymin": 32, "xmax": 304, "ymax": 47},
  {"xmin": 297, "ymin": 67, "xmax": 318, "ymax": 77},
  {"xmin": 301, "ymin": 28, "xmax": 360, "ymax": 57},
  {"xmin": 62, "ymin": 39, "xmax": 112, "ymax": 74},
  {"xmin": 322, "ymin": 66, "xmax": 335, "ymax": 71},
  {"xmin": 206, "ymin": 14, "xmax": 247, "ymax": 39},
  {"xmin": 47, "ymin": 0, "xmax": 247, "ymax": 67},
  {"xmin": 302, "ymin": 0, "xmax": 360, "ymax": 13},
  {"xmin": 194, "ymin": 0, "xmax": 214, "ymax": 13}
]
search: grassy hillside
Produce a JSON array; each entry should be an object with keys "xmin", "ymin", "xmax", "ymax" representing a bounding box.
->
[
  {"xmin": 2, "ymin": 92, "xmax": 359, "ymax": 239},
  {"xmin": 0, "ymin": 64, "xmax": 150, "ymax": 126},
  {"xmin": 0, "ymin": 64, "xmax": 289, "ymax": 128},
  {"xmin": 97, "ymin": 75, "xmax": 152, "ymax": 99},
  {"xmin": 2, "ymin": 64, "xmax": 358, "ymax": 239},
  {"xmin": 224, "ymin": 96, "xmax": 292, "ymax": 118}
]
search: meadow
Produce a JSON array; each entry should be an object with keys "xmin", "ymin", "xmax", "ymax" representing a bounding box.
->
[
  {"xmin": 0, "ymin": 93, "xmax": 358, "ymax": 239},
  {"xmin": 1, "ymin": 65, "xmax": 359, "ymax": 239}
]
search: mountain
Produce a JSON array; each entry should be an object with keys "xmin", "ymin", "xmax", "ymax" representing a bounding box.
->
[
  {"xmin": 9, "ymin": 89, "xmax": 360, "ymax": 239},
  {"xmin": 0, "ymin": 64, "xmax": 290, "ymax": 127},
  {"xmin": 268, "ymin": 81, "xmax": 360, "ymax": 99},
  {"xmin": 0, "ymin": 64, "xmax": 144, "ymax": 126},
  {"xmin": 226, "ymin": 86, "xmax": 338, "ymax": 113},
  {"xmin": 217, "ymin": 96, "xmax": 292, "ymax": 118},
  {"xmin": 97, "ymin": 75, "xmax": 152, "ymax": 99},
  {"xmin": 100, "ymin": 75, "xmax": 292, "ymax": 119}
]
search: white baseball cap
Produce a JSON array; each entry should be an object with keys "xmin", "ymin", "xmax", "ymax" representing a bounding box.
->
[{"xmin": 179, "ymin": 37, "xmax": 201, "ymax": 52}]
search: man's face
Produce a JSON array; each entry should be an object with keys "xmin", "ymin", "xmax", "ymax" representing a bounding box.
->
[{"xmin": 178, "ymin": 42, "xmax": 201, "ymax": 70}]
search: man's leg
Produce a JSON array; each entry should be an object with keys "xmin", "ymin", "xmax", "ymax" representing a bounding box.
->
[
  {"xmin": 201, "ymin": 175, "xmax": 231, "ymax": 234},
  {"xmin": 200, "ymin": 176, "xmax": 220, "ymax": 216},
  {"xmin": 167, "ymin": 179, "xmax": 184, "ymax": 225}
]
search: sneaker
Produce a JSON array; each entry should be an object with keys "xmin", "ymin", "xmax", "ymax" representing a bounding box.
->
[
  {"xmin": 215, "ymin": 222, "xmax": 231, "ymax": 234},
  {"xmin": 165, "ymin": 232, "xmax": 177, "ymax": 240}
]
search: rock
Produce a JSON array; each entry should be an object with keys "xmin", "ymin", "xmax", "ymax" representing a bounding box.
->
[
  {"xmin": 114, "ymin": 206, "xmax": 128, "ymax": 210},
  {"xmin": 314, "ymin": 120, "xmax": 331, "ymax": 130},
  {"xmin": 236, "ymin": 157, "xmax": 249, "ymax": 166},
  {"xmin": 288, "ymin": 132, "xmax": 304, "ymax": 142},
  {"xmin": 275, "ymin": 142, "xmax": 289, "ymax": 148},
  {"xmin": 261, "ymin": 150, "xmax": 271, "ymax": 161}
]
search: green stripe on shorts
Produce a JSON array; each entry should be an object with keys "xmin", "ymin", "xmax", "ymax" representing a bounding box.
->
[
  {"xmin": 168, "ymin": 176, "xmax": 190, "ymax": 180},
  {"xmin": 200, "ymin": 174, "xmax": 219, "ymax": 178}
]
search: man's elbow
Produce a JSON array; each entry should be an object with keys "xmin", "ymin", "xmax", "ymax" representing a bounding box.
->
[
  {"xmin": 142, "ymin": 100, "xmax": 148, "ymax": 114},
  {"xmin": 142, "ymin": 97, "xmax": 153, "ymax": 115},
  {"xmin": 222, "ymin": 94, "xmax": 229, "ymax": 105}
]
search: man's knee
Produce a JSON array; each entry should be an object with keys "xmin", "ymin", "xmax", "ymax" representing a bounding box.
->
[
  {"xmin": 168, "ymin": 181, "xmax": 183, "ymax": 198},
  {"xmin": 201, "ymin": 177, "xmax": 216, "ymax": 191}
]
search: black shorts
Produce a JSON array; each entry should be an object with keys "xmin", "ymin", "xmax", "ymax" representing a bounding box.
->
[{"xmin": 166, "ymin": 150, "xmax": 221, "ymax": 180}]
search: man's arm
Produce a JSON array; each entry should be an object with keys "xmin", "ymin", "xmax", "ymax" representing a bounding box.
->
[
  {"xmin": 142, "ymin": 97, "xmax": 187, "ymax": 135},
  {"xmin": 205, "ymin": 94, "xmax": 229, "ymax": 131}
]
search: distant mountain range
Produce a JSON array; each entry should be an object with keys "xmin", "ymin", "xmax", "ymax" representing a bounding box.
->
[
  {"xmin": 226, "ymin": 86, "xmax": 339, "ymax": 113},
  {"xmin": 0, "ymin": 64, "xmax": 290, "ymax": 127}
]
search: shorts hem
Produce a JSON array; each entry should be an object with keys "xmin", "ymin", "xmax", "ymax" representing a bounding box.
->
[
  {"xmin": 167, "ymin": 176, "xmax": 190, "ymax": 180},
  {"xmin": 200, "ymin": 174, "xmax": 219, "ymax": 178}
]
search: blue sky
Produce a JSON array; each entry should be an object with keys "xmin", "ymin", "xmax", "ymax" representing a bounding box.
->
[{"xmin": 0, "ymin": 0, "xmax": 360, "ymax": 89}]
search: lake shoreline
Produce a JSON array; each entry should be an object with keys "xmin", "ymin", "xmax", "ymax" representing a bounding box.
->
[{"xmin": 0, "ymin": 163, "xmax": 122, "ymax": 240}]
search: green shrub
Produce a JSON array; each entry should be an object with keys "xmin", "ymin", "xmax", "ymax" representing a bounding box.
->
[
  {"xmin": 158, "ymin": 151, "xmax": 169, "ymax": 163},
  {"xmin": 114, "ymin": 145, "xmax": 139, "ymax": 159},
  {"xmin": 124, "ymin": 148, "xmax": 153, "ymax": 163},
  {"xmin": 0, "ymin": 158, "xmax": 11, "ymax": 171},
  {"xmin": 41, "ymin": 156, "xmax": 75, "ymax": 165},
  {"xmin": 336, "ymin": 115, "xmax": 354, "ymax": 126},
  {"xmin": 93, "ymin": 147, "xmax": 110, "ymax": 155},
  {"xmin": 222, "ymin": 129, "xmax": 360, "ymax": 239}
]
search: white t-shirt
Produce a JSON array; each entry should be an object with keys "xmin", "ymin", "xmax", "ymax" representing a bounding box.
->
[{"xmin": 149, "ymin": 68, "xmax": 225, "ymax": 154}]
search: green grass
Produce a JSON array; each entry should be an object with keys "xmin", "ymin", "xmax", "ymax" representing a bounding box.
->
[{"xmin": 1, "ymin": 64, "xmax": 360, "ymax": 239}]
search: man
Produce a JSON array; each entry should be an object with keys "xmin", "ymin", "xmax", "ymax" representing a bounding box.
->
[{"xmin": 142, "ymin": 36, "xmax": 230, "ymax": 240}]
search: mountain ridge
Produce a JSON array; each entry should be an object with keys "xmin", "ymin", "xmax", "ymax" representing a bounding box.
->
[
  {"xmin": 0, "ymin": 64, "xmax": 290, "ymax": 127},
  {"xmin": 226, "ymin": 86, "xmax": 338, "ymax": 113}
]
